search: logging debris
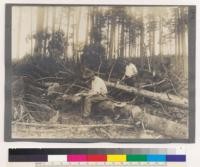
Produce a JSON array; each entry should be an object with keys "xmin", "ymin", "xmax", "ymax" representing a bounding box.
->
[{"xmin": 11, "ymin": 72, "xmax": 188, "ymax": 139}]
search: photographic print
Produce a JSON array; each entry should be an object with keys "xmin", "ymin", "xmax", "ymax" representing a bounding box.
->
[{"xmin": 5, "ymin": 4, "xmax": 195, "ymax": 142}]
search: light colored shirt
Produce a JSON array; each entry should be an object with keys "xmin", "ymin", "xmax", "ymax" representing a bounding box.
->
[
  {"xmin": 47, "ymin": 83, "xmax": 60, "ymax": 96},
  {"xmin": 90, "ymin": 76, "xmax": 108, "ymax": 95},
  {"xmin": 125, "ymin": 63, "xmax": 138, "ymax": 78}
]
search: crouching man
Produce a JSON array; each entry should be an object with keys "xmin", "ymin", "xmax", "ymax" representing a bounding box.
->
[
  {"xmin": 121, "ymin": 62, "xmax": 138, "ymax": 86},
  {"xmin": 76, "ymin": 72, "xmax": 108, "ymax": 117}
]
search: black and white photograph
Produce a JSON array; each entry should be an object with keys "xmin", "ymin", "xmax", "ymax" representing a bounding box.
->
[{"xmin": 5, "ymin": 5, "xmax": 195, "ymax": 141}]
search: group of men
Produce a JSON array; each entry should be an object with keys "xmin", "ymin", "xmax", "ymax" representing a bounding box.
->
[{"xmin": 76, "ymin": 62, "xmax": 138, "ymax": 118}]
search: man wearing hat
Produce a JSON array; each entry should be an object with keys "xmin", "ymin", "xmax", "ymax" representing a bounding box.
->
[{"xmin": 76, "ymin": 70, "xmax": 108, "ymax": 117}]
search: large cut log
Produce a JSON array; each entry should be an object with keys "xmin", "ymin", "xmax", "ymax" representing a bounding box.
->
[
  {"xmin": 105, "ymin": 81, "xmax": 188, "ymax": 109},
  {"xmin": 123, "ymin": 105, "xmax": 188, "ymax": 139},
  {"xmin": 57, "ymin": 95, "xmax": 187, "ymax": 139}
]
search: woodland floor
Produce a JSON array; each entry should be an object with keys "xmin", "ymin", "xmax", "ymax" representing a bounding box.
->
[{"xmin": 11, "ymin": 56, "xmax": 188, "ymax": 139}]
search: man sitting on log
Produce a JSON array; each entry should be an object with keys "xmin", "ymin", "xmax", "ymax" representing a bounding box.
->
[
  {"xmin": 76, "ymin": 71, "xmax": 108, "ymax": 117},
  {"xmin": 119, "ymin": 62, "xmax": 138, "ymax": 86}
]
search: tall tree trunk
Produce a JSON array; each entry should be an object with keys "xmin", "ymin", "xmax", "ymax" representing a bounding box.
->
[
  {"xmin": 16, "ymin": 9, "xmax": 22, "ymax": 59},
  {"xmin": 152, "ymin": 18, "xmax": 156, "ymax": 69},
  {"xmin": 180, "ymin": 7, "xmax": 188, "ymax": 78},
  {"xmin": 159, "ymin": 16, "xmax": 163, "ymax": 63},
  {"xmin": 75, "ymin": 8, "xmax": 81, "ymax": 62},
  {"xmin": 140, "ymin": 10, "xmax": 144, "ymax": 69},
  {"xmin": 175, "ymin": 9, "xmax": 179, "ymax": 70},
  {"xmin": 85, "ymin": 7, "xmax": 90, "ymax": 46},
  {"xmin": 34, "ymin": 7, "xmax": 45, "ymax": 54},
  {"xmin": 140, "ymin": 27, "xmax": 144, "ymax": 69},
  {"xmin": 148, "ymin": 31, "xmax": 152, "ymax": 57},
  {"xmin": 177, "ymin": 8, "xmax": 182, "ymax": 70},
  {"xmin": 113, "ymin": 23, "xmax": 116, "ymax": 59},
  {"xmin": 120, "ymin": 18, "xmax": 125, "ymax": 57},
  {"xmin": 109, "ymin": 15, "xmax": 116, "ymax": 59},
  {"xmin": 90, "ymin": 7, "xmax": 95, "ymax": 44},
  {"xmin": 64, "ymin": 7, "xmax": 71, "ymax": 60},
  {"xmin": 30, "ymin": 8, "xmax": 33, "ymax": 56},
  {"xmin": 58, "ymin": 8, "xmax": 63, "ymax": 30},
  {"xmin": 52, "ymin": 7, "xmax": 56, "ymax": 32},
  {"xmin": 124, "ymin": 26, "xmax": 127, "ymax": 58},
  {"xmin": 106, "ymin": 17, "xmax": 110, "ymax": 58},
  {"xmin": 43, "ymin": 7, "xmax": 49, "ymax": 55},
  {"xmin": 129, "ymin": 28, "xmax": 131, "ymax": 57},
  {"xmin": 117, "ymin": 22, "xmax": 120, "ymax": 57},
  {"xmin": 72, "ymin": 13, "xmax": 75, "ymax": 63}
]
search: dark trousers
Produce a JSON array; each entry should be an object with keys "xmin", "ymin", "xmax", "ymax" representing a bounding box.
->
[
  {"xmin": 124, "ymin": 76, "xmax": 137, "ymax": 87},
  {"xmin": 82, "ymin": 94, "xmax": 107, "ymax": 117}
]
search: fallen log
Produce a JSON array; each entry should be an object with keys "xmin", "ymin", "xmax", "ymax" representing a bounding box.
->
[
  {"xmin": 12, "ymin": 122, "xmax": 135, "ymax": 128},
  {"xmin": 123, "ymin": 105, "xmax": 188, "ymax": 139},
  {"xmin": 105, "ymin": 81, "xmax": 188, "ymax": 109},
  {"xmin": 57, "ymin": 95, "xmax": 188, "ymax": 139},
  {"xmin": 140, "ymin": 79, "xmax": 167, "ymax": 88}
]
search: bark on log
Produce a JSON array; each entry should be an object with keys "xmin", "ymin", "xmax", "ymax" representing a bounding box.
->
[
  {"xmin": 105, "ymin": 81, "xmax": 188, "ymax": 109},
  {"xmin": 58, "ymin": 95, "xmax": 188, "ymax": 139},
  {"xmin": 123, "ymin": 105, "xmax": 188, "ymax": 139}
]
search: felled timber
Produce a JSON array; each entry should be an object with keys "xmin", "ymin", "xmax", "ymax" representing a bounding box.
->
[
  {"xmin": 105, "ymin": 81, "xmax": 188, "ymax": 109},
  {"xmin": 12, "ymin": 122, "xmax": 135, "ymax": 128},
  {"xmin": 123, "ymin": 105, "xmax": 187, "ymax": 139},
  {"xmin": 57, "ymin": 94, "xmax": 187, "ymax": 139}
]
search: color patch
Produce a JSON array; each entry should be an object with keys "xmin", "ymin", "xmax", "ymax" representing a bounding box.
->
[
  {"xmin": 67, "ymin": 155, "xmax": 87, "ymax": 162},
  {"xmin": 147, "ymin": 155, "xmax": 166, "ymax": 162},
  {"xmin": 166, "ymin": 155, "xmax": 186, "ymax": 162},
  {"xmin": 48, "ymin": 155, "xmax": 67, "ymax": 162},
  {"xmin": 87, "ymin": 155, "xmax": 107, "ymax": 161},
  {"xmin": 107, "ymin": 154, "xmax": 126, "ymax": 162},
  {"xmin": 127, "ymin": 154, "xmax": 147, "ymax": 161}
]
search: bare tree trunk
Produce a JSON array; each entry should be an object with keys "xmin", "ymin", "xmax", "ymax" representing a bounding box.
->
[
  {"xmin": 124, "ymin": 26, "xmax": 127, "ymax": 58},
  {"xmin": 75, "ymin": 8, "xmax": 81, "ymax": 62},
  {"xmin": 36, "ymin": 7, "xmax": 45, "ymax": 33},
  {"xmin": 34, "ymin": 7, "xmax": 45, "ymax": 54},
  {"xmin": 58, "ymin": 7, "xmax": 63, "ymax": 30},
  {"xmin": 117, "ymin": 22, "xmax": 120, "ymax": 57},
  {"xmin": 180, "ymin": 7, "xmax": 188, "ymax": 78},
  {"xmin": 140, "ymin": 11, "xmax": 145, "ymax": 69},
  {"xmin": 159, "ymin": 16, "xmax": 163, "ymax": 63},
  {"xmin": 64, "ymin": 7, "xmax": 71, "ymax": 60},
  {"xmin": 148, "ymin": 32, "xmax": 151, "ymax": 57},
  {"xmin": 175, "ymin": 9, "xmax": 179, "ymax": 70},
  {"xmin": 106, "ymin": 17, "xmax": 110, "ymax": 58},
  {"xmin": 90, "ymin": 7, "xmax": 95, "ymax": 44},
  {"xmin": 177, "ymin": 8, "xmax": 183, "ymax": 70},
  {"xmin": 16, "ymin": 9, "xmax": 22, "ymax": 59},
  {"xmin": 84, "ymin": 7, "xmax": 90, "ymax": 46},
  {"xmin": 43, "ymin": 7, "xmax": 49, "ymax": 55},
  {"xmin": 129, "ymin": 28, "xmax": 131, "ymax": 57},
  {"xmin": 152, "ymin": 25, "xmax": 156, "ymax": 65},
  {"xmin": 52, "ymin": 7, "xmax": 56, "ymax": 32},
  {"xmin": 120, "ymin": 18, "xmax": 125, "ymax": 57},
  {"xmin": 109, "ymin": 16, "xmax": 116, "ymax": 59},
  {"xmin": 72, "ymin": 13, "xmax": 75, "ymax": 63},
  {"xmin": 30, "ymin": 8, "xmax": 33, "ymax": 56}
]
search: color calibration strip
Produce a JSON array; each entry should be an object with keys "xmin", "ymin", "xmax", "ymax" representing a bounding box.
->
[
  {"xmin": 9, "ymin": 148, "xmax": 186, "ymax": 164},
  {"xmin": 10, "ymin": 154, "xmax": 186, "ymax": 162}
]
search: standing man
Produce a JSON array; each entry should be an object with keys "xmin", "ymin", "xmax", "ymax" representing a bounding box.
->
[{"xmin": 76, "ymin": 71, "xmax": 108, "ymax": 117}]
